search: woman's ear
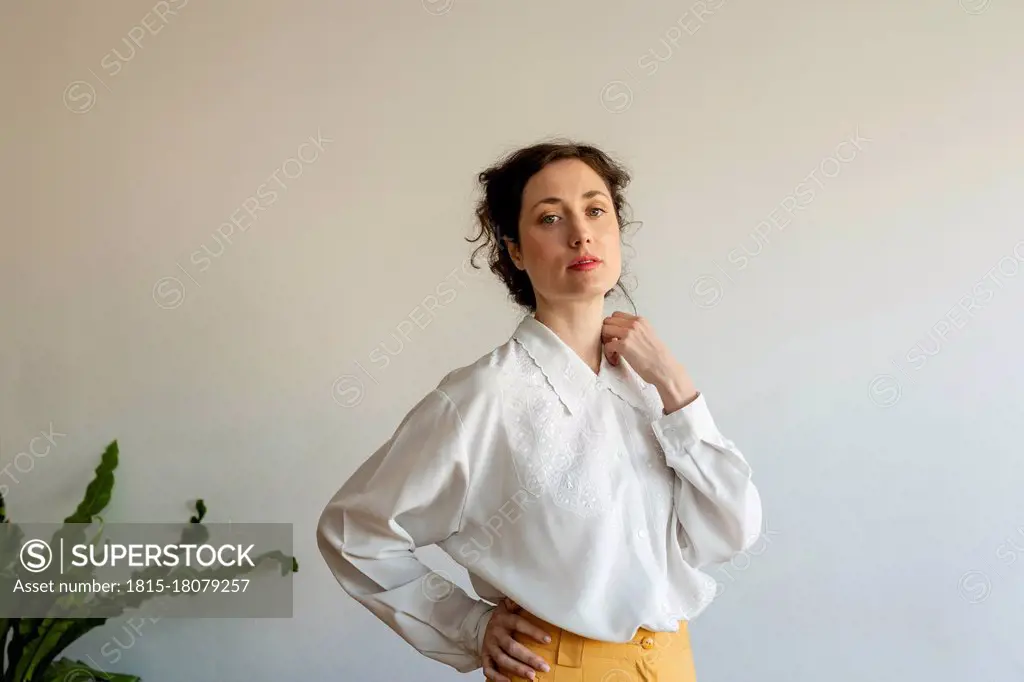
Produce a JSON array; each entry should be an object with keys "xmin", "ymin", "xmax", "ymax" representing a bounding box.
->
[{"xmin": 506, "ymin": 239, "xmax": 526, "ymax": 271}]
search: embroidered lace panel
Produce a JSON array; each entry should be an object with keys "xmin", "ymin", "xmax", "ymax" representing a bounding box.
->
[
  {"xmin": 500, "ymin": 340, "xmax": 615, "ymax": 518},
  {"xmin": 501, "ymin": 340, "xmax": 677, "ymax": 522}
]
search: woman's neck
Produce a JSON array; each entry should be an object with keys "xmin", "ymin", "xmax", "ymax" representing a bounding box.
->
[{"xmin": 533, "ymin": 298, "xmax": 606, "ymax": 375}]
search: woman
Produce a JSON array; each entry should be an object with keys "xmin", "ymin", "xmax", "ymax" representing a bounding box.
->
[{"xmin": 317, "ymin": 140, "xmax": 762, "ymax": 681}]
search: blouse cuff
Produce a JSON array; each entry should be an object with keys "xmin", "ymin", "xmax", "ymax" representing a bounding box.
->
[
  {"xmin": 652, "ymin": 393, "xmax": 720, "ymax": 449},
  {"xmin": 651, "ymin": 394, "xmax": 752, "ymax": 479},
  {"xmin": 460, "ymin": 600, "xmax": 496, "ymax": 662}
]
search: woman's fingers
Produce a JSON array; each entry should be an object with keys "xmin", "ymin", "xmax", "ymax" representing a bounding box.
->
[
  {"xmin": 501, "ymin": 636, "xmax": 551, "ymax": 673},
  {"xmin": 603, "ymin": 338, "xmax": 623, "ymax": 364},
  {"xmin": 483, "ymin": 603, "xmax": 553, "ymax": 680},
  {"xmin": 491, "ymin": 646, "xmax": 540, "ymax": 680},
  {"xmin": 483, "ymin": 666, "xmax": 511, "ymax": 682},
  {"xmin": 511, "ymin": 615, "xmax": 552, "ymax": 645},
  {"xmin": 603, "ymin": 316, "xmax": 634, "ymax": 333},
  {"xmin": 483, "ymin": 651, "xmax": 506, "ymax": 681},
  {"xmin": 483, "ymin": 650, "xmax": 512, "ymax": 682}
]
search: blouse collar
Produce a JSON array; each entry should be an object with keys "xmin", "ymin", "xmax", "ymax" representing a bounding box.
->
[{"xmin": 511, "ymin": 314, "xmax": 649, "ymax": 416}]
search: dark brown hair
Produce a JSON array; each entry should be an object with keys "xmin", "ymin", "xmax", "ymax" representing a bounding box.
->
[{"xmin": 467, "ymin": 139, "xmax": 638, "ymax": 312}]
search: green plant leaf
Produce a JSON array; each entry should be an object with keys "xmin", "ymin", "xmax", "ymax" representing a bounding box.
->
[
  {"xmin": 19, "ymin": 618, "xmax": 74, "ymax": 681},
  {"xmin": 11, "ymin": 617, "xmax": 53, "ymax": 680},
  {"xmin": 2, "ymin": 441, "xmax": 118, "ymax": 680},
  {"xmin": 0, "ymin": 502, "xmax": 23, "ymax": 676},
  {"xmin": 36, "ymin": 618, "xmax": 108, "ymax": 679},
  {"xmin": 189, "ymin": 499, "xmax": 206, "ymax": 523},
  {"xmin": 3, "ymin": 443, "xmax": 299, "ymax": 681},
  {"xmin": 64, "ymin": 440, "xmax": 118, "ymax": 525}
]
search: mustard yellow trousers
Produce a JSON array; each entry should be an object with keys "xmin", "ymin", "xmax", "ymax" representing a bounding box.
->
[{"xmin": 505, "ymin": 610, "xmax": 697, "ymax": 682}]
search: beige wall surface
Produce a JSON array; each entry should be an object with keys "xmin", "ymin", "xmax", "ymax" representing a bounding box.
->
[{"xmin": 2, "ymin": 0, "xmax": 1022, "ymax": 679}]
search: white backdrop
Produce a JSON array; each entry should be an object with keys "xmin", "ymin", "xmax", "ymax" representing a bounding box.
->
[{"xmin": 2, "ymin": 0, "xmax": 1023, "ymax": 679}]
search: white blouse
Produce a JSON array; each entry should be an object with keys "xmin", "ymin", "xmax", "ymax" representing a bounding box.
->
[{"xmin": 317, "ymin": 314, "xmax": 762, "ymax": 673}]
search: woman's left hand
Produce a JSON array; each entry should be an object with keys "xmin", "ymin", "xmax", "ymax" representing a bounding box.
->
[{"xmin": 602, "ymin": 312, "xmax": 699, "ymax": 411}]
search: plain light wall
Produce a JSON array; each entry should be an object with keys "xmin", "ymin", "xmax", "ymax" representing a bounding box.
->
[{"xmin": 3, "ymin": 0, "xmax": 1023, "ymax": 679}]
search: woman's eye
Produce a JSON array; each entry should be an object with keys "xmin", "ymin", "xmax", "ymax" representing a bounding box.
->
[
  {"xmin": 588, "ymin": 207, "xmax": 606, "ymax": 217},
  {"xmin": 540, "ymin": 214, "xmax": 559, "ymax": 224}
]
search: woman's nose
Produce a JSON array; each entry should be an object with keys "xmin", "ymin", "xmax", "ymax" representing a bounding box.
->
[{"xmin": 568, "ymin": 217, "xmax": 593, "ymax": 246}]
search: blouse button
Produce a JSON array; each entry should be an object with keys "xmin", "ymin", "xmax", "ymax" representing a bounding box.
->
[
  {"xmin": 640, "ymin": 637, "xmax": 655, "ymax": 650},
  {"xmin": 637, "ymin": 529, "xmax": 648, "ymax": 539}
]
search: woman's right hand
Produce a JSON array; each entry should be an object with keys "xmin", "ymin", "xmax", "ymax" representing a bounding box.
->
[{"xmin": 481, "ymin": 598, "xmax": 553, "ymax": 681}]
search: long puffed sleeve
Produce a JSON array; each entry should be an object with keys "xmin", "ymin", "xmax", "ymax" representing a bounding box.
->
[
  {"xmin": 316, "ymin": 388, "xmax": 495, "ymax": 673},
  {"xmin": 651, "ymin": 393, "xmax": 763, "ymax": 568}
]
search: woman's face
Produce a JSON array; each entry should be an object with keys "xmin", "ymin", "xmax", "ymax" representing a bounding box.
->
[{"xmin": 509, "ymin": 158, "xmax": 622, "ymax": 309}]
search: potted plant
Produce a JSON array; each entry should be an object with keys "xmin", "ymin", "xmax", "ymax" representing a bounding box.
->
[{"xmin": 0, "ymin": 440, "xmax": 298, "ymax": 681}]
